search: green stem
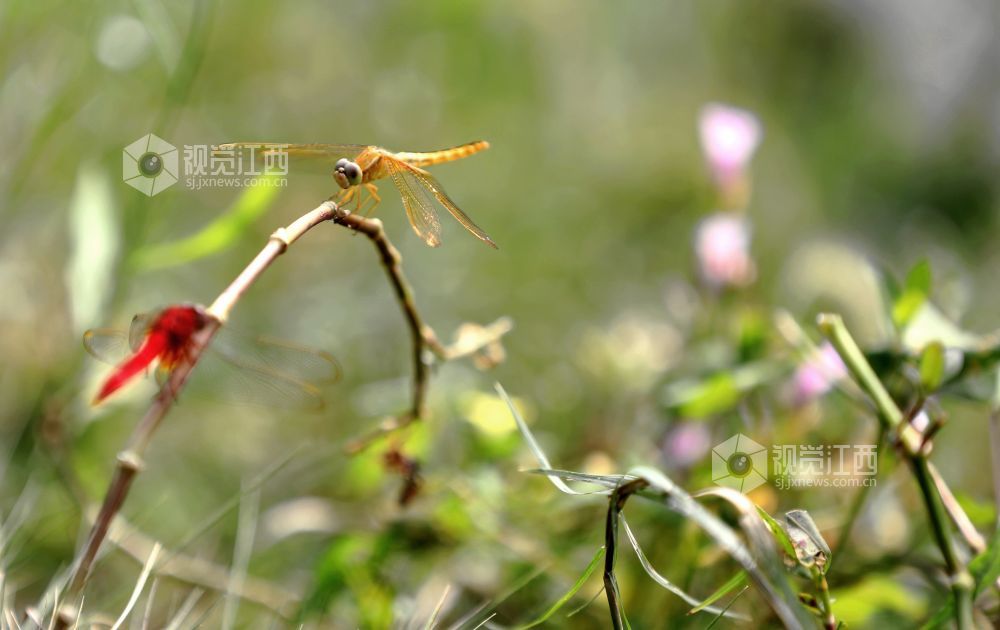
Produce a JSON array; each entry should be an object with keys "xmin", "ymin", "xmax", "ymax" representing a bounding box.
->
[
  {"xmin": 816, "ymin": 314, "xmax": 921, "ymax": 455},
  {"xmin": 818, "ymin": 313, "xmax": 973, "ymax": 629},
  {"xmin": 911, "ymin": 456, "xmax": 974, "ymax": 627},
  {"xmin": 812, "ymin": 567, "xmax": 836, "ymax": 630},
  {"xmin": 830, "ymin": 428, "xmax": 886, "ymax": 570}
]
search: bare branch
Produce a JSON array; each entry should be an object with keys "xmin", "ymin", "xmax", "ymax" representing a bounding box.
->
[{"xmin": 59, "ymin": 201, "xmax": 345, "ymax": 618}]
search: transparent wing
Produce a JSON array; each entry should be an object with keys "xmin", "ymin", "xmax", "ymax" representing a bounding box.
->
[
  {"xmin": 84, "ymin": 312, "xmax": 156, "ymax": 363},
  {"xmin": 406, "ymin": 164, "xmax": 497, "ymax": 249},
  {"xmin": 85, "ymin": 320, "xmax": 338, "ymax": 411},
  {"xmin": 83, "ymin": 328, "xmax": 131, "ymax": 364},
  {"xmin": 189, "ymin": 329, "xmax": 341, "ymax": 411},
  {"xmin": 386, "ymin": 159, "xmax": 443, "ymax": 247},
  {"xmin": 128, "ymin": 313, "xmax": 156, "ymax": 351},
  {"xmin": 211, "ymin": 330, "xmax": 341, "ymax": 385},
  {"xmin": 213, "ymin": 143, "xmax": 368, "ymax": 163}
]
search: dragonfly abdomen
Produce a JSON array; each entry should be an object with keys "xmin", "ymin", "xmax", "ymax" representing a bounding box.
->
[{"xmin": 394, "ymin": 140, "xmax": 490, "ymax": 168}]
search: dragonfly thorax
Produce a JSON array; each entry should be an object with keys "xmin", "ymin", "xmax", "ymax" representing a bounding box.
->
[{"xmin": 333, "ymin": 158, "xmax": 363, "ymax": 189}]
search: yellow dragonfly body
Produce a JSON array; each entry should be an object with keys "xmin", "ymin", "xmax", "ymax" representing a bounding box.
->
[{"xmin": 215, "ymin": 140, "xmax": 495, "ymax": 249}]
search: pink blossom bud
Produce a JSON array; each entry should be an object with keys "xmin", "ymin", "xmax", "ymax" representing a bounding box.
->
[
  {"xmin": 699, "ymin": 103, "xmax": 762, "ymax": 185},
  {"xmin": 663, "ymin": 422, "xmax": 711, "ymax": 467},
  {"xmin": 792, "ymin": 342, "xmax": 847, "ymax": 404},
  {"xmin": 694, "ymin": 213, "xmax": 756, "ymax": 288}
]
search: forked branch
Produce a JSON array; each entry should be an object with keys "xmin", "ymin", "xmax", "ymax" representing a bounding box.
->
[
  {"xmin": 56, "ymin": 199, "xmax": 507, "ymax": 626},
  {"xmin": 57, "ymin": 201, "xmax": 345, "ymax": 624},
  {"xmin": 337, "ymin": 212, "xmax": 510, "ymax": 453}
]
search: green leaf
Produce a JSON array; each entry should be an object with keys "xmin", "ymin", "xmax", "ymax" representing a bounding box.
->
[
  {"xmin": 920, "ymin": 601, "xmax": 953, "ymax": 630},
  {"xmin": 517, "ymin": 546, "xmax": 604, "ymax": 629},
  {"xmin": 905, "ymin": 259, "xmax": 932, "ymax": 295},
  {"xmin": 919, "ymin": 341, "xmax": 945, "ymax": 392},
  {"xmin": 662, "ymin": 362, "xmax": 783, "ymax": 419},
  {"xmin": 970, "ymin": 527, "xmax": 1000, "ymax": 598},
  {"xmin": 892, "ymin": 260, "xmax": 932, "ymax": 328},
  {"xmin": 836, "ymin": 575, "xmax": 926, "ymax": 627},
  {"xmin": 676, "ymin": 373, "xmax": 740, "ymax": 418},
  {"xmin": 955, "ymin": 493, "xmax": 997, "ymax": 529},
  {"xmin": 296, "ymin": 535, "xmax": 371, "ymax": 622},
  {"xmin": 129, "ymin": 172, "xmax": 283, "ymax": 271},
  {"xmin": 688, "ymin": 570, "xmax": 747, "ymax": 615},
  {"xmin": 620, "ymin": 516, "xmax": 748, "ymax": 620},
  {"xmin": 704, "ymin": 585, "xmax": 749, "ymax": 629},
  {"xmin": 66, "ymin": 163, "xmax": 119, "ymax": 335},
  {"xmin": 892, "ymin": 292, "xmax": 927, "ymax": 329},
  {"xmin": 784, "ymin": 509, "xmax": 831, "ymax": 565},
  {"xmin": 756, "ymin": 507, "xmax": 797, "ymax": 561}
]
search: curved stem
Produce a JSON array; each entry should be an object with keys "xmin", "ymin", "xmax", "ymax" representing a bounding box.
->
[
  {"xmin": 818, "ymin": 313, "xmax": 974, "ymax": 629},
  {"xmin": 60, "ymin": 201, "xmax": 345, "ymax": 617}
]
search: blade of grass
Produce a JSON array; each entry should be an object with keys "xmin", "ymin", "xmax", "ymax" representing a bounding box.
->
[
  {"xmin": 517, "ymin": 546, "xmax": 604, "ymax": 629},
  {"xmin": 691, "ymin": 485, "xmax": 812, "ymax": 627},
  {"xmin": 422, "ymin": 584, "xmax": 451, "ymax": 630},
  {"xmin": 446, "ymin": 565, "xmax": 546, "ymax": 630},
  {"xmin": 496, "ymin": 384, "xmax": 592, "ymax": 496},
  {"xmin": 704, "ymin": 585, "xmax": 750, "ymax": 630},
  {"xmin": 110, "ymin": 543, "xmax": 161, "ymax": 630},
  {"xmin": 620, "ymin": 516, "xmax": 748, "ymax": 621},
  {"xmin": 221, "ymin": 485, "xmax": 260, "ymax": 630},
  {"xmin": 525, "ymin": 469, "xmax": 630, "ymax": 493},
  {"xmin": 566, "ymin": 585, "xmax": 605, "ymax": 618},
  {"xmin": 688, "ymin": 570, "xmax": 747, "ymax": 615},
  {"xmin": 755, "ymin": 507, "xmax": 797, "ymax": 561},
  {"xmin": 163, "ymin": 589, "xmax": 204, "ymax": 630},
  {"xmin": 502, "ymin": 386, "xmax": 809, "ymax": 627}
]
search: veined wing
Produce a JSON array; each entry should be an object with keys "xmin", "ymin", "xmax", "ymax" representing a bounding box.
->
[
  {"xmin": 405, "ymin": 163, "xmax": 497, "ymax": 248},
  {"xmin": 84, "ymin": 318, "xmax": 339, "ymax": 411},
  {"xmin": 213, "ymin": 142, "xmax": 368, "ymax": 163},
  {"xmin": 197, "ymin": 331, "xmax": 341, "ymax": 411},
  {"xmin": 84, "ymin": 312, "xmax": 156, "ymax": 363},
  {"xmin": 211, "ymin": 331, "xmax": 341, "ymax": 385},
  {"xmin": 128, "ymin": 312, "xmax": 156, "ymax": 351},
  {"xmin": 83, "ymin": 328, "xmax": 131, "ymax": 364},
  {"xmin": 386, "ymin": 159, "xmax": 444, "ymax": 248}
]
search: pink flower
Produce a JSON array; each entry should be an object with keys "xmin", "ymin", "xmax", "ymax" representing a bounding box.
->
[
  {"xmin": 698, "ymin": 103, "xmax": 762, "ymax": 188},
  {"xmin": 694, "ymin": 213, "xmax": 756, "ymax": 288},
  {"xmin": 792, "ymin": 342, "xmax": 847, "ymax": 404},
  {"xmin": 663, "ymin": 422, "xmax": 711, "ymax": 467}
]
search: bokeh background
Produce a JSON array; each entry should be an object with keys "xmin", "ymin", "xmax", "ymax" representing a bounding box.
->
[{"xmin": 2, "ymin": 0, "xmax": 999, "ymax": 627}]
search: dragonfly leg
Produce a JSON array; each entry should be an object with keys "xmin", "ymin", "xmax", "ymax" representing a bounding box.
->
[
  {"xmin": 335, "ymin": 187, "xmax": 356, "ymax": 208},
  {"xmin": 357, "ymin": 184, "xmax": 382, "ymax": 218}
]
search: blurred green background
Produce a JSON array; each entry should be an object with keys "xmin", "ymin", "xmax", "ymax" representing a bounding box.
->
[{"xmin": 1, "ymin": 0, "xmax": 999, "ymax": 627}]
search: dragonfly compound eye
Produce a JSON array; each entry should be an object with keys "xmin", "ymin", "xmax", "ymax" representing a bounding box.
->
[{"xmin": 333, "ymin": 158, "xmax": 363, "ymax": 188}]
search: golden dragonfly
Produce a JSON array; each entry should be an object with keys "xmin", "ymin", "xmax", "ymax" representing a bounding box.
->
[{"xmin": 214, "ymin": 140, "xmax": 496, "ymax": 249}]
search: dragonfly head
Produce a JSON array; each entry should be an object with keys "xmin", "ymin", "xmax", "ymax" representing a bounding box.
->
[{"xmin": 333, "ymin": 158, "xmax": 362, "ymax": 189}]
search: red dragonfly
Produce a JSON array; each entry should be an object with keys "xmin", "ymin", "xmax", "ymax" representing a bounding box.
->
[{"xmin": 84, "ymin": 304, "xmax": 339, "ymax": 409}]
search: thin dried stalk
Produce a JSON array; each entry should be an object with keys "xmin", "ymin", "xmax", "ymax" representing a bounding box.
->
[
  {"xmin": 56, "ymin": 201, "xmax": 505, "ymax": 625},
  {"xmin": 58, "ymin": 201, "xmax": 345, "ymax": 621},
  {"xmin": 338, "ymin": 213, "xmax": 509, "ymax": 453}
]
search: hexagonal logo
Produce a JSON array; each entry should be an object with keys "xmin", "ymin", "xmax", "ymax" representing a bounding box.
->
[
  {"xmin": 712, "ymin": 433, "xmax": 768, "ymax": 493},
  {"xmin": 123, "ymin": 133, "xmax": 178, "ymax": 196}
]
